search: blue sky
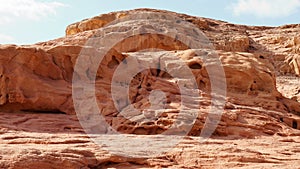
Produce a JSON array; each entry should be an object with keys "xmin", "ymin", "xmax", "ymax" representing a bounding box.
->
[{"xmin": 1, "ymin": 0, "xmax": 300, "ymax": 45}]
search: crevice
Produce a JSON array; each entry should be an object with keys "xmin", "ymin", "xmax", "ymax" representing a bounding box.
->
[
  {"xmin": 279, "ymin": 117, "xmax": 284, "ymax": 122},
  {"xmin": 295, "ymin": 89, "xmax": 300, "ymax": 95},
  {"xmin": 189, "ymin": 63, "xmax": 202, "ymax": 69},
  {"xmin": 91, "ymin": 159, "xmax": 148, "ymax": 169},
  {"xmin": 292, "ymin": 120, "xmax": 298, "ymax": 129},
  {"xmin": 21, "ymin": 109, "xmax": 66, "ymax": 114}
]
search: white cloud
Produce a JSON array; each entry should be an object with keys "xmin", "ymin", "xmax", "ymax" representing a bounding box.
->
[
  {"xmin": 0, "ymin": 0, "xmax": 65, "ymax": 24},
  {"xmin": 230, "ymin": 0, "xmax": 300, "ymax": 18},
  {"xmin": 0, "ymin": 34, "xmax": 14, "ymax": 44}
]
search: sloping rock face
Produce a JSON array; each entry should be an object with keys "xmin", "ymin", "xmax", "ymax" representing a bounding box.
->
[{"xmin": 0, "ymin": 8, "xmax": 300, "ymax": 168}]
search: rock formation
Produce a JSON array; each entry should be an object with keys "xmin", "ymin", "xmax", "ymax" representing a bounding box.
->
[{"xmin": 0, "ymin": 8, "xmax": 300, "ymax": 168}]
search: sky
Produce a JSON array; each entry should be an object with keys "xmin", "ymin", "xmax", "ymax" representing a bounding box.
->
[{"xmin": 0, "ymin": 0, "xmax": 300, "ymax": 45}]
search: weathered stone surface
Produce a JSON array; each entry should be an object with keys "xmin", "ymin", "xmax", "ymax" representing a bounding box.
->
[
  {"xmin": 66, "ymin": 12, "xmax": 128, "ymax": 36},
  {"xmin": 0, "ymin": 8, "xmax": 300, "ymax": 168},
  {"xmin": 1, "ymin": 129, "xmax": 300, "ymax": 168},
  {"xmin": 248, "ymin": 25, "xmax": 300, "ymax": 76}
]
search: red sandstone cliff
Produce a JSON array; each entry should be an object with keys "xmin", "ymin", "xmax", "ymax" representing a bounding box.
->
[{"xmin": 0, "ymin": 9, "xmax": 299, "ymax": 168}]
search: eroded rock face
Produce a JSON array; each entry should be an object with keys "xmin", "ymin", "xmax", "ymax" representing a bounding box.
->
[
  {"xmin": 248, "ymin": 25, "xmax": 300, "ymax": 76},
  {"xmin": 0, "ymin": 8, "xmax": 300, "ymax": 168},
  {"xmin": 66, "ymin": 12, "xmax": 128, "ymax": 36},
  {"xmin": 0, "ymin": 45, "xmax": 76, "ymax": 114}
]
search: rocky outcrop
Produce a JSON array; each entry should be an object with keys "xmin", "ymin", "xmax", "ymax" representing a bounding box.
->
[
  {"xmin": 248, "ymin": 25, "xmax": 300, "ymax": 76},
  {"xmin": 66, "ymin": 12, "xmax": 128, "ymax": 36},
  {"xmin": 0, "ymin": 8, "xmax": 300, "ymax": 168}
]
